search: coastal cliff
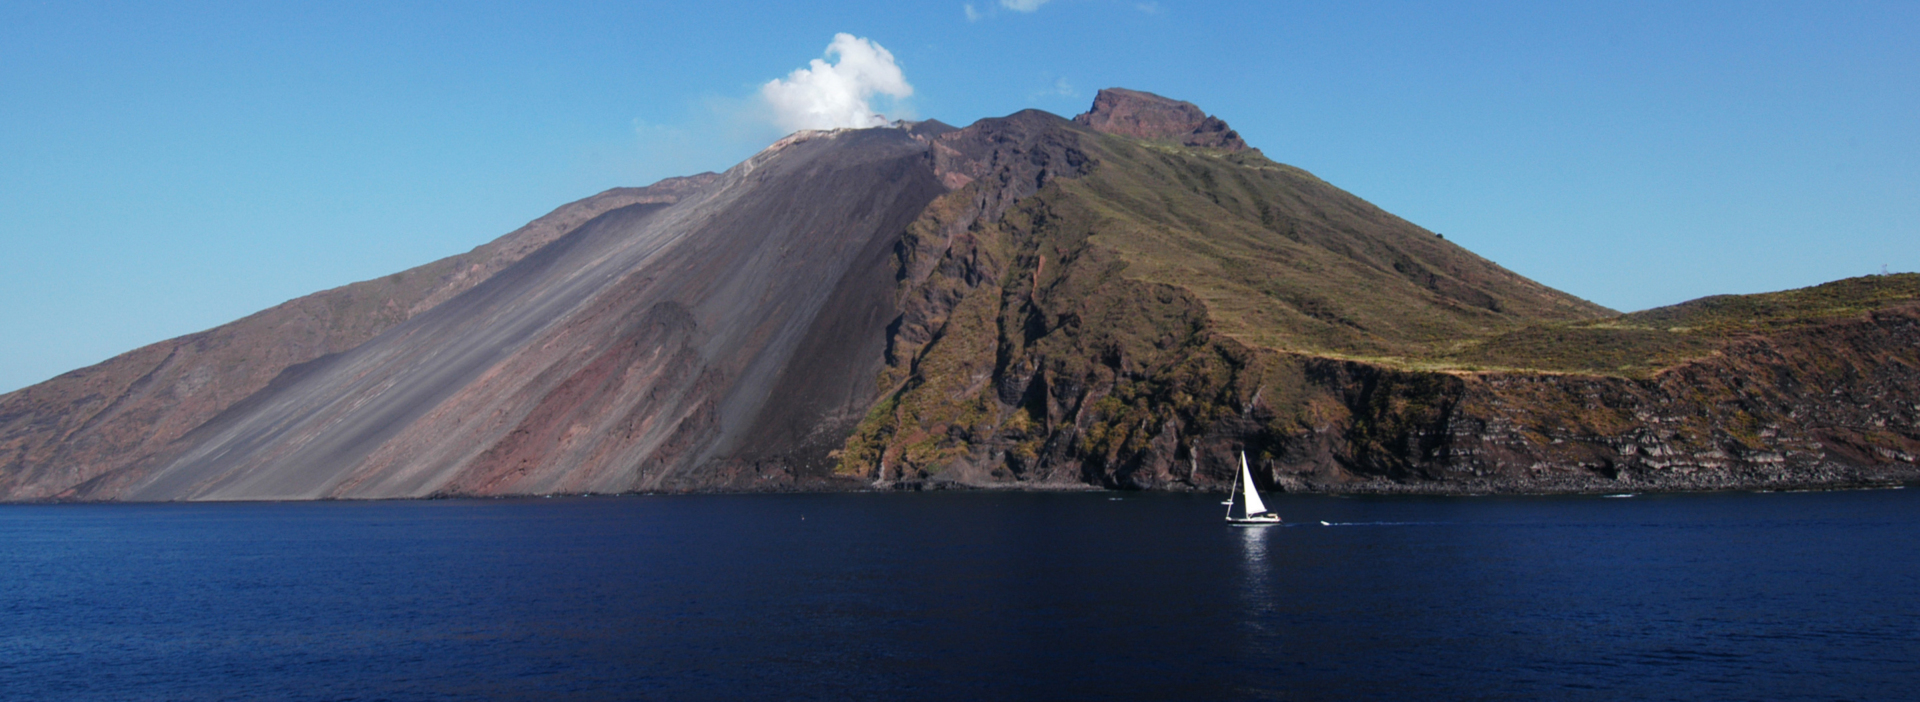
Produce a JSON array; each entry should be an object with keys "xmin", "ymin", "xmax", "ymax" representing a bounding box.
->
[
  {"xmin": 830, "ymin": 91, "xmax": 1919, "ymax": 494},
  {"xmin": 850, "ymin": 293, "xmax": 1919, "ymax": 494}
]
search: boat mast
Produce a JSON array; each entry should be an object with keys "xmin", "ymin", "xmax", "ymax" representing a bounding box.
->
[{"xmin": 1224, "ymin": 454, "xmax": 1240, "ymax": 521}]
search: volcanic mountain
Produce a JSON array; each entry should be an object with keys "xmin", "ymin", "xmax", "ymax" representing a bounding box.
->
[{"xmin": 4, "ymin": 90, "xmax": 1916, "ymax": 501}]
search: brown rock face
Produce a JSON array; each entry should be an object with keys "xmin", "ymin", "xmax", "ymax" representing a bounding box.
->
[{"xmin": 1072, "ymin": 88, "xmax": 1249, "ymax": 151}]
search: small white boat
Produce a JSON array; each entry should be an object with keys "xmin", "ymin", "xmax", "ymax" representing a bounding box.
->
[{"xmin": 1225, "ymin": 452, "xmax": 1282, "ymax": 526}]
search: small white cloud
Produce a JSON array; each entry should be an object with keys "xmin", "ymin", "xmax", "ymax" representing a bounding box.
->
[
  {"xmin": 1136, "ymin": 2, "xmax": 1161, "ymax": 13},
  {"xmin": 964, "ymin": 3, "xmax": 983, "ymax": 21},
  {"xmin": 1000, "ymin": 0, "xmax": 1050, "ymax": 11},
  {"xmin": 760, "ymin": 34, "xmax": 914, "ymax": 133},
  {"xmin": 1026, "ymin": 74, "xmax": 1078, "ymax": 101}
]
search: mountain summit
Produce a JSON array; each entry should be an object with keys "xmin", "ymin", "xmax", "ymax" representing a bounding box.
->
[
  {"xmin": 1073, "ymin": 87, "xmax": 1250, "ymax": 151},
  {"xmin": 3, "ymin": 89, "xmax": 1915, "ymax": 501}
]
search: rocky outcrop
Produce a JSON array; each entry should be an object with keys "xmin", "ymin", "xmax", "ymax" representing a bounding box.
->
[{"xmin": 1072, "ymin": 88, "xmax": 1249, "ymax": 151}]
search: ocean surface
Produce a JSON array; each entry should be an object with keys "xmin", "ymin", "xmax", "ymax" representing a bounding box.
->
[{"xmin": 3, "ymin": 488, "xmax": 1916, "ymax": 701}]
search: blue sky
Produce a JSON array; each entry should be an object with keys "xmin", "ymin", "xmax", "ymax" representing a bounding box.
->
[{"xmin": 3, "ymin": 1, "xmax": 1915, "ymax": 393}]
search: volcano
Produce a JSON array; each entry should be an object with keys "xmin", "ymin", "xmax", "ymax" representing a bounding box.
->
[{"xmin": 4, "ymin": 89, "xmax": 1916, "ymax": 501}]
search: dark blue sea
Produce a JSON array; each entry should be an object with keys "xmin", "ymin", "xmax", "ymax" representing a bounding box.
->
[{"xmin": 3, "ymin": 488, "xmax": 1916, "ymax": 701}]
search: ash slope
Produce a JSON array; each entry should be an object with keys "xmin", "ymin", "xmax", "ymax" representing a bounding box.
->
[
  {"xmin": 0, "ymin": 175, "xmax": 714, "ymax": 501},
  {"xmin": 46, "ymin": 128, "xmax": 943, "ymax": 500}
]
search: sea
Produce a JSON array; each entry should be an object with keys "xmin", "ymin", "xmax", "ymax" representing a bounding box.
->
[{"xmin": 3, "ymin": 487, "xmax": 1916, "ymax": 701}]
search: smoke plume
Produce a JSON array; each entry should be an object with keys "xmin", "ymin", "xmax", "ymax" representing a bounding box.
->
[{"xmin": 761, "ymin": 34, "xmax": 913, "ymax": 133}]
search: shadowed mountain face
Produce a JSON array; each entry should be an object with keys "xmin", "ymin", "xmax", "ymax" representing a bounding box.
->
[{"xmin": 3, "ymin": 88, "xmax": 1915, "ymax": 501}]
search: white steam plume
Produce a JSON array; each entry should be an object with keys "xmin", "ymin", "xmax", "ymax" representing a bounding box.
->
[
  {"xmin": 1001, "ymin": 0, "xmax": 1051, "ymax": 11},
  {"xmin": 761, "ymin": 34, "xmax": 913, "ymax": 133}
]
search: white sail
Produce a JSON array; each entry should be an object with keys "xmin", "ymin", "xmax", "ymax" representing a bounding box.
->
[{"xmin": 1239, "ymin": 453, "xmax": 1267, "ymax": 516}]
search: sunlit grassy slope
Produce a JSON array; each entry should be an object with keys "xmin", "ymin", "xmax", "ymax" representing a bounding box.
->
[
  {"xmin": 1053, "ymin": 134, "xmax": 1608, "ymax": 359},
  {"xmin": 1450, "ymin": 273, "xmax": 1920, "ymax": 376},
  {"xmin": 1062, "ymin": 134, "xmax": 1919, "ymax": 378}
]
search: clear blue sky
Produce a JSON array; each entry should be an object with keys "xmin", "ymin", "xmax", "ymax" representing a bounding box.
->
[{"xmin": 3, "ymin": 1, "xmax": 1915, "ymax": 393}]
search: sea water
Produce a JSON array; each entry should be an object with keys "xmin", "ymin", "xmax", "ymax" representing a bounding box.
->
[{"xmin": 3, "ymin": 488, "xmax": 1916, "ymax": 701}]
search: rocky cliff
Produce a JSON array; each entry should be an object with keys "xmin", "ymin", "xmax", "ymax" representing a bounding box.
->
[
  {"xmin": 830, "ymin": 91, "xmax": 1918, "ymax": 494},
  {"xmin": 2, "ymin": 88, "xmax": 1913, "ymax": 501}
]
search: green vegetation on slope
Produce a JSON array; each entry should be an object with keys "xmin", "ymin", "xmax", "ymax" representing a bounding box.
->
[
  {"xmin": 836, "ymin": 115, "xmax": 1920, "ymax": 487},
  {"xmin": 836, "ymin": 122, "xmax": 1617, "ymax": 483},
  {"xmin": 1056, "ymin": 136, "xmax": 1612, "ymax": 362},
  {"xmin": 1622, "ymin": 273, "xmax": 1920, "ymax": 332},
  {"xmin": 1075, "ymin": 134, "xmax": 1920, "ymax": 379},
  {"xmin": 1450, "ymin": 274, "xmax": 1920, "ymax": 376}
]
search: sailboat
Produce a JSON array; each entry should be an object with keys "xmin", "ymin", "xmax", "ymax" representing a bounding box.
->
[{"xmin": 1225, "ymin": 451, "xmax": 1282, "ymax": 526}]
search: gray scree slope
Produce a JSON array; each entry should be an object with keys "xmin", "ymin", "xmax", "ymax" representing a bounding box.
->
[{"xmin": 123, "ymin": 128, "xmax": 944, "ymax": 500}]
